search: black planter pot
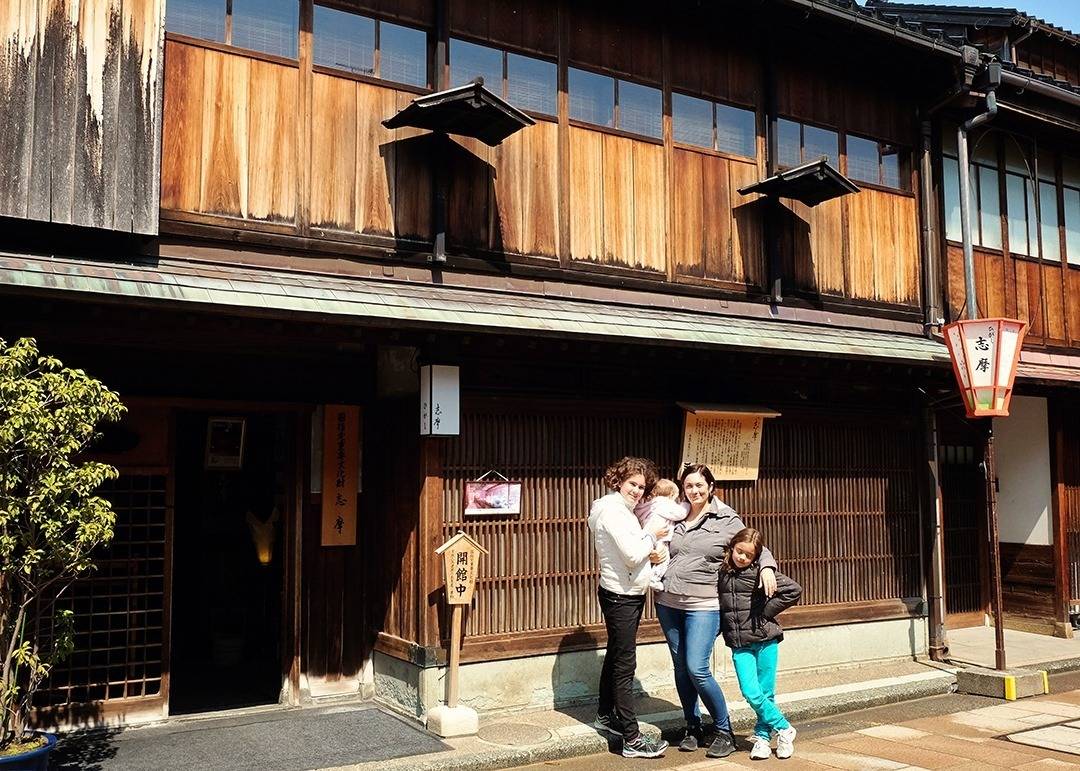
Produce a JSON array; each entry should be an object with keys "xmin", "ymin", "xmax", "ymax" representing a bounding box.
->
[{"xmin": 0, "ymin": 733, "xmax": 57, "ymax": 771}]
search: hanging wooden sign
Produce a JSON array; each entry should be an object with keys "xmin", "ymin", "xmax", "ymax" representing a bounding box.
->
[
  {"xmin": 679, "ymin": 404, "xmax": 780, "ymax": 481},
  {"xmin": 321, "ymin": 404, "xmax": 361, "ymax": 546}
]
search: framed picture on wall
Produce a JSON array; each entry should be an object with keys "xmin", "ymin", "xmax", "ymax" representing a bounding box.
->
[
  {"xmin": 205, "ymin": 417, "xmax": 246, "ymax": 470},
  {"xmin": 464, "ymin": 477, "xmax": 522, "ymax": 516}
]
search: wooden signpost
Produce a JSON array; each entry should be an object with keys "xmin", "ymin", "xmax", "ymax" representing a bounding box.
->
[{"xmin": 434, "ymin": 532, "xmax": 487, "ymax": 709}]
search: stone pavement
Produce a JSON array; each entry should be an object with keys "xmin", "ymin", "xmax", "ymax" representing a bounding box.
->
[
  {"xmin": 947, "ymin": 627, "xmax": 1080, "ymax": 672},
  {"xmin": 514, "ymin": 683, "xmax": 1080, "ymax": 770}
]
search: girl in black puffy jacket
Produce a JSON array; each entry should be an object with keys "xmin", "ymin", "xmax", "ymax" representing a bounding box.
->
[{"xmin": 718, "ymin": 528, "xmax": 803, "ymax": 761}]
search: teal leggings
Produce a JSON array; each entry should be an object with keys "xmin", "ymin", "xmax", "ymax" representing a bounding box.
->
[{"xmin": 731, "ymin": 639, "xmax": 790, "ymax": 739}]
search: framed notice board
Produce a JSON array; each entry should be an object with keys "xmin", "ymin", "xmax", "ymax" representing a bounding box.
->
[{"xmin": 678, "ymin": 403, "xmax": 780, "ymax": 481}]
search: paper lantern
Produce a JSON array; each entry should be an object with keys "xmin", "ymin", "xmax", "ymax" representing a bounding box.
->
[{"xmin": 942, "ymin": 318, "xmax": 1027, "ymax": 417}]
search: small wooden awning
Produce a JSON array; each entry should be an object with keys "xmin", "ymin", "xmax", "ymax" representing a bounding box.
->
[
  {"xmin": 738, "ymin": 157, "xmax": 860, "ymax": 207},
  {"xmin": 382, "ymin": 79, "xmax": 535, "ymax": 147}
]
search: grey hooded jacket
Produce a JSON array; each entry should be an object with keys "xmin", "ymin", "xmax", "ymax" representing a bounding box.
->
[
  {"xmin": 718, "ymin": 565, "xmax": 803, "ymax": 649},
  {"xmin": 661, "ymin": 497, "xmax": 777, "ymax": 599}
]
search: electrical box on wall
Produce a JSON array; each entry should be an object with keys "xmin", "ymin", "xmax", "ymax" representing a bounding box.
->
[{"xmin": 420, "ymin": 365, "xmax": 460, "ymax": 436}]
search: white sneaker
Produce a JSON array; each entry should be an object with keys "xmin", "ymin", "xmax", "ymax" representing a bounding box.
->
[
  {"xmin": 776, "ymin": 726, "xmax": 797, "ymax": 759},
  {"xmin": 750, "ymin": 736, "xmax": 772, "ymax": 760}
]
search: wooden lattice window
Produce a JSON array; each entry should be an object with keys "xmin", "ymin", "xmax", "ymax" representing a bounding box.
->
[
  {"xmin": 443, "ymin": 401, "xmax": 923, "ymax": 641},
  {"xmin": 36, "ymin": 474, "xmax": 168, "ymax": 706}
]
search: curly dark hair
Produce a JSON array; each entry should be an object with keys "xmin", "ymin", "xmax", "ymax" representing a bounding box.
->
[{"xmin": 603, "ymin": 456, "xmax": 658, "ymax": 492}]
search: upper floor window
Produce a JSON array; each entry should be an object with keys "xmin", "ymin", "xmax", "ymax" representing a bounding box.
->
[
  {"xmin": 569, "ymin": 67, "xmax": 662, "ymax": 140},
  {"xmin": 313, "ymin": 6, "xmax": 427, "ymax": 87},
  {"xmin": 166, "ymin": 0, "xmax": 298, "ymax": 60},
  {"xmin": 1065, "ymin": 156, "xmax": 1080, "ymax": 267},
  {"xmin": 1003, "ymin": 139, "xmax": 1039, "ymax": 258},
  {"xmin": 450, "ymin": 39, "xmax": 557, "ymax": 116},
  {"xmin": 942, "ymin": 131, "xmax": 1001, "ymax": 250},
  {"xmin": 672, "ymin": 93, "xmax": 756, "ymax": 158},
  {"xmin": 846, "ymin": 134, "xmax": 909, "ymax": 191},
  {"xmin": 1038, "ymin": 153, "xmax": 1060, "ymax": 263},
  {"xmin": 777, "ymin": 118, "xmax": 838, "ymax": 169}
]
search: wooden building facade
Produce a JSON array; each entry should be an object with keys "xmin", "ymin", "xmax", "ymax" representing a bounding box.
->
[{"xmin": 0, "ymin": 0, "xmax": 1078, "ymax": 723}]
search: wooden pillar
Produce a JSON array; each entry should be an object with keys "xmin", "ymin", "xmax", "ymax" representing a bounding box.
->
[
  {"xmin": 297, "ymin": 0, "xmax": 314, "ymax": 235},
  {"xmin": 418, "ymin": 438, "xmax": 445, "ymax": 650}
]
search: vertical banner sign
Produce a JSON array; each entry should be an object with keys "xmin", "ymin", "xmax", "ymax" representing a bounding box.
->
[
  {"xmin": 420, "ymin": 365, "xmax": 460, "ymax": 436},
  {"xmin": 321, "ymin": 405, "xmax": 360, "ymax": 546},
  {"xmin": 680, "ymin": 407, "xmax": 780, "ymax": 481}
]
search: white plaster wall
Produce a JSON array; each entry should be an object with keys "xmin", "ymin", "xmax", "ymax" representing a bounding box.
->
[
  {"xmin": 994, "ymin": 395, "xmax": 1053, "ymax": 546},
  {"xmin": 395, "ymin": 616, "xmax": 929, "ymax": 715}
]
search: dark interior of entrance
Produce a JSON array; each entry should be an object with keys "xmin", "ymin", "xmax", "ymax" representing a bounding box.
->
[
  {"xmin": 939, "ymin": 413, "xmax": 988, "ymax": 630},
  {"xmin": 170, "ymin": 412, "xmax": 288, "ymax": 714}
]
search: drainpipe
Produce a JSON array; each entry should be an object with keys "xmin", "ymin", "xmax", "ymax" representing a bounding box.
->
[
  {"xmin": 919, "ymin": 119, "xmax": 943, "ymax": 331},
  {"xmin": 956, "ymin": 61, "xmax": 999, "ymax": 319}
]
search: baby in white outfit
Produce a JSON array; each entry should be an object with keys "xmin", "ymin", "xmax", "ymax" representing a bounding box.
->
[{"xmin": 633, "ymin": 478, "xmax": 689, "ymax": 591}]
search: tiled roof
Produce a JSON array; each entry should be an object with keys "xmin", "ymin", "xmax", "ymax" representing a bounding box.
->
[
  {"xmin": 864, "ymin": 0, "xmax": 1078, "ymax": 44},
  {"xmin": 0, "ymin": 252, "xmax": 952, "ymax": 366}
]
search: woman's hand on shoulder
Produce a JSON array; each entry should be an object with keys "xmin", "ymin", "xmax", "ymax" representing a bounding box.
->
[
  {"xmin": 646, "ymin": 520, "xmax": 669, "ymax": 540},
  {"xmin": 759, "ymin": 567, "xmax": 777, "ymax": 597}
]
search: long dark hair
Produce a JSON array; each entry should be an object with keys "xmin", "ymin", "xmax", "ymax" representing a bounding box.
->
[{"xmin": 723, "ymin": 527, "xmax": 763, "ymax": 573}]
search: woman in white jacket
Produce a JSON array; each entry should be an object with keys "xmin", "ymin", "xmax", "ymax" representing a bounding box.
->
[{"xmin": 587, "ymin": 456, "xmax": 669, "ymax": 759}]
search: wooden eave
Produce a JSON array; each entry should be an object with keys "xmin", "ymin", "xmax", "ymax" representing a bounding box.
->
[
  {"xmin": 382, "ymin": 79, "xmax": 535, "ymax": 147},
  {"xmin": 738, "ymin": 158, "xmax": 861, "ymax": 207}
]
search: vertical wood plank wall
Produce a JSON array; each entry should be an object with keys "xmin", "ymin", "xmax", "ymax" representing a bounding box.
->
[
  {"xmin": 945, "ymin": 244, "xmax": 1080, "ymax": 348},
  {"xmin": 0, "ymin": 0, "xmax": 165, "ymax": 234},
  {"xmin": 441, "ymin": 399, "xmax": 923, "ymax": 660},
  {"xmin": 157, "ymin": 0, "xmax": 925, "ymax": 309}
]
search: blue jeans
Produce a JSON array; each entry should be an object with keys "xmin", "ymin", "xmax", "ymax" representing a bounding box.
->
[
  {"xmin": 656, "ymin": 604, "xmax": 731, "ymax": 733},
  {"xmin": 731, "ymin": 639, "xmax": 790, "ymax": 739}
]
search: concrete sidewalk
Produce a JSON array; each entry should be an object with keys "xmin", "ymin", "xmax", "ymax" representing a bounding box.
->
[
  {"xmin": 947, "ymin": 626, "xmax": 1080, "ymax": 672},
  {"xmin": 334, "ymin": 659, "xmax": 959, "ymax": 771}
]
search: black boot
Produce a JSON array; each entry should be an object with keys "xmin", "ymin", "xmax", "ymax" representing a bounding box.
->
[{"xmin": 705, "ymin": 730, "xmax": 735, "ymax": 759}]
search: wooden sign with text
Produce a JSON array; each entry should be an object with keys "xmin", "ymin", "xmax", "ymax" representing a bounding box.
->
[
  {"xmin": 680, "ymin": 407, "xmax": 779, "ymax": 481},
  {"xmin": 321, "ymin": 405, "xmax": 360, "ymax": 546}
]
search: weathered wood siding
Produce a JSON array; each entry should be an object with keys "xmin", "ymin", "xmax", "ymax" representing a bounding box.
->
[
  {"xmin": 1014, "ymin": 36, "xmax": 1080, "ymax": 90},
  {"xmin": 0, "ymin": 0, "xmax": 164, "ymax": 234},
  {"xmin": 774, "ymin": 55, "xmax": 921, "ymax": 306},
  {"xmin": 946, "ymin": 244, "xmax": 1078, "ymax": 348},
  {"xmin": 157, "ymin": 0, "xmax": 929, "ymax": 311}
]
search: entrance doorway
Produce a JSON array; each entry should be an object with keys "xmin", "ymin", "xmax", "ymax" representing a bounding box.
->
[
  {"xmin": 170, "ymin": 411, "xmax": 291, "ymax": 714},
  {"xmin": 939, "ymin": 417, "xmax": 989, "ymax": 630}
]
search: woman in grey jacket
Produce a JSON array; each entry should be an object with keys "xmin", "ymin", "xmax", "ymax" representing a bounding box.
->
[{"xmin": 655, "ymin": 464, "xmax": 778, "ymax": 759}]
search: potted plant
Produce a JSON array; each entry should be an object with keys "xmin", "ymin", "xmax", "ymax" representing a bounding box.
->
[{"xmin": 0, "ymin": 338, "xmax": 124, "ymax": 768}]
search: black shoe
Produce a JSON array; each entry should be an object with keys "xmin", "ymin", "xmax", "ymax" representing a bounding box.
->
[
  {"xmin": 704, "ymin": 730, "xmax": 735, "ymax": 759},
  {"xmin": 678, "ymin": 723, "xmax": 704, "ymax": 752},
  {"xmin": 592, "ymin": 713, "xmax": 620, "ymax": 737},
  {"xmin": 622, "ymin": 734, "xmax": 669, "ymax": 758}
]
